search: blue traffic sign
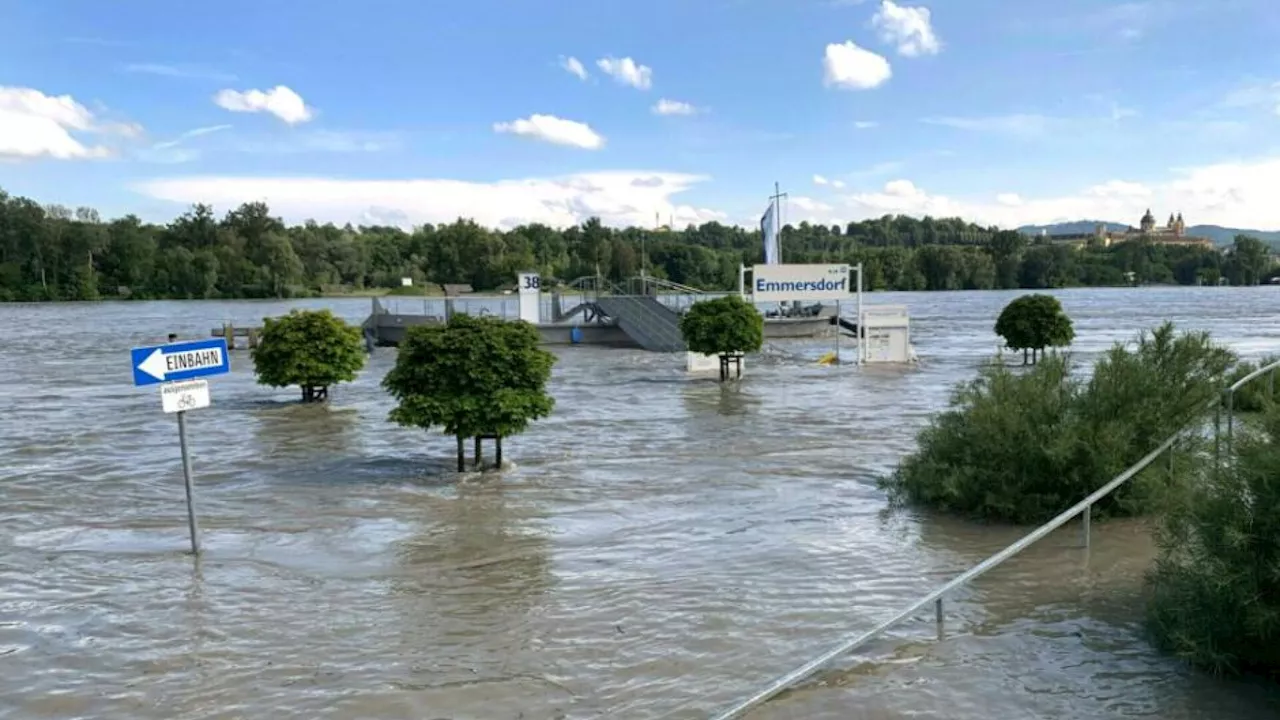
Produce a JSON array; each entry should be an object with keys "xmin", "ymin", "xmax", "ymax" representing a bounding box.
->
[{"xmin": 131, "ymin": 337, "xmax": 231, "ymax": 387}]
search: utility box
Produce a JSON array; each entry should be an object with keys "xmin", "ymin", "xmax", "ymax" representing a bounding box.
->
[{"xmin": 860, "ymin": 305, "xmax": 915, "ymax": 363}]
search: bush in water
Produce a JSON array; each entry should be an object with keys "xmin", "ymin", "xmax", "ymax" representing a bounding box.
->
[
  {"xmin": 1146, "ymin": 401, "xmax": 1280, "ymax": 678},
  {"xmin": 251, "ymin": 309, "xmax": 366, "ymax": 402},
  {"xmin": 994, "ymin": 293, "xmax": 1074, "ymax": 365},
  {"xmin": 879, "ymin": 322, "xmax": 1236, "ymax": 524},
  {"xmin": 382, "ymin": 313, "xmax": 556, "ymax": 471}
]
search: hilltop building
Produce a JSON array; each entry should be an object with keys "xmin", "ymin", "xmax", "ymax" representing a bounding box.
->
[{"xmin": 1040, "ymin": 210, "xmax": 1216, "ymax": 250}]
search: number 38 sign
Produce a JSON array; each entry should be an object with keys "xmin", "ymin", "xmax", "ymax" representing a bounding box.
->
[{"xmin": 161, "ymin": 379, "xmax": 212, "ymax": 414}]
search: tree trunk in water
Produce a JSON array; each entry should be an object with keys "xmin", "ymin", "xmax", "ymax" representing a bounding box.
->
[
  {"xmin": 495, "ymin": 436, "xmax": 503, "ymax": 467},
  {"xmin": 456, "ymin": 435, "xmax": 465, "ymax": 472},
  {"xmin": 474, "ymin": 436, "xmax": 482, "ymax": 469},
  {"xmin": 1022, "ymin": 348, "xmax": 1028, "ymax": 365}
]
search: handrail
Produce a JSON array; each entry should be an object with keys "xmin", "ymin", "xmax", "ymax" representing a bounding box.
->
[
  {"xmin": 632, "ymin": 275, "xmax": 706, "ymax": 296},
  {"xmin": 708, "ymin": 358, "xmax": 1280, "ymax": 720}
]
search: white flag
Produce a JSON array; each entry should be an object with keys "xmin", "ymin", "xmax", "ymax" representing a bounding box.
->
[{"xmin": 761, "ymin": 202, "xmax": 779, "ymax": 264}]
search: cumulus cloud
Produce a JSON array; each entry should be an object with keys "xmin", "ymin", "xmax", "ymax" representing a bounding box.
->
[
  {"xmin": 652, "ymin": 98, "xmax": 699, "ymax": 116},
  {"xmin": 871, "ymin": 0, "xmax": 941, "ymax": 56},
  {"xmin": 823, "ymin": 41, "xmax": 892, "ymax": 90},
  {"xmin": 596, "ymin": 56, "xmax": 653, "ymax": 90},
  {"xmin": 133, "ymin": 171, "xmax": 725, "ymax": 230},
  {"xmin": 783, "ymin": 157, "xmax": 1280, "ymax": 230},
  {"xmin": 813, "ymin": 174, "xmax": 846, "ymax": 188},
  {"xmin": 213, "ymin": 85, "xmax": 313, "ymax": 124},
  {"xmin": 559, "ymin": 56, "xmax": 589, "ymax": 80},
  {"xmin": 0, "ymin": 86, "xmax": 137, "ymax": 160},
  {"xmin": 493, "ymin": 114, "xmax": 604, "ymax": 150}
]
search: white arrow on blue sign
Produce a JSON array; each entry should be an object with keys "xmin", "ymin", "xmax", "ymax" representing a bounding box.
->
[{"xmin": 131, "ymin": 338, "xmax": 231, "ymax": 387}]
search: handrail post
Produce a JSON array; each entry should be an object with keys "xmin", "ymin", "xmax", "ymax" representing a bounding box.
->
[
  {"xmin": 1226, "ymin": 388, "xmax": 1235, "ymax": 458},
  {"xmin": 1214, "ymin": 393, "xmax": 1222, "ymax": 468},
  {"xmin": 1081, "ymin": 504, "xmax": 1091, "ymax": 549},
  {"xmin": 935, "ymin": 596, "xmax": 944, "ymax": 637}
]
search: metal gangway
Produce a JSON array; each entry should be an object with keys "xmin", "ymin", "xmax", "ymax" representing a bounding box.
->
[{"xmin": 706, "ymin": 359, "xmax": 1280, "ymax": 720}]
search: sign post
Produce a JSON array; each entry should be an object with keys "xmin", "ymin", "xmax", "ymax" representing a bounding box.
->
[{"xmin": 130, "ymin": 338, "xmax": 230, "ymax": 555}]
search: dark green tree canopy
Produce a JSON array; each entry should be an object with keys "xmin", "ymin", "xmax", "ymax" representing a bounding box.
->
[
  {"xmin": 679, "ymin": 295, "xmax": 764, "ymax": 357},
  {"xmin": 994, "ymin": 293, "xmax": 1075, "ymax": 359},
  {"xmin": 382, "ymin": 314, "xmax": 556, "ymax": 440},
  {"xmin": 2, "ymin": 186, "xmax": 1265, "ymax": 303},
  {"xmin": 251, "ymin": 309, "xmax": 366, "ymax": 401}
]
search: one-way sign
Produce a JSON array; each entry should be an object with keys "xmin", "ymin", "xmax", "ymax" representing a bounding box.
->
[{"xmin": 131, "ymin": 338, "xmax": 231, "ymax": 387}]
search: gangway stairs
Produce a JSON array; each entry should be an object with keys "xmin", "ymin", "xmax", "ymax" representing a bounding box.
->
[{"xmin": 594, "ymin": 294, "xmax": 686, "ymax": 352}]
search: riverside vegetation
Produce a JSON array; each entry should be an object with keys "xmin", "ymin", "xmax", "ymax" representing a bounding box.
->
[
  {"xmin": 382, "ymin": 313, "xmax": 556, "ymax": 471},
  {"xmin": 882, "ymin": 307, "xmax": 1280, "ymax": 681},
  {"xmin": 679, "ymin": 295, "xmax": 764, "ymax": 381},
  {"xmin": 0, "ymin": 188, "xmax": 1275, "ymax": 301},
  {"xmin": 250, "ymin": 309, "xmax": 366, "ymax": 402}
]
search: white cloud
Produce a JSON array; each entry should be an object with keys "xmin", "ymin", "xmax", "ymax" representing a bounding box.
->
[
  {"xmin": 823, "ymin": 41, "xmax": 892, "ymax": 90},
  {"xmin": 213, "ymin": 85, "xmax": 313, "ymax": 125},
  {"xmin": 781, "ymin": 156, "xmax": 1280, "ymax": 231},
  {"xmin": 493, "ymin": 114, "xmax": 604, "ymax": 150},
  {"xmin": 559, "ymin": 56, "xmax": 589, "ymax": 81},
  {"xmin": 853, "ymin": 120, "xmax": 879, "ymax": 129},
  {"xmin": 652, "ymin": 98, "xmax": 699, "ymax": 116},
  {"xmin": 0, "ymin": 86, "xmax": 135, "ymax": 160},
  {"xmin": 922, "ymin": 113, "xmax": 1055, "ymax": 138},
  {"xmin": 123, "ymin": 63, "xmax": 238, "ymax": 82},
  {"xmin": 596, "ymin": 56, "xmax": 653, "ymax": 90},
  {"xmin": 813, "ymin": 174, "xmax": 846, "ymax": 189},
  {"xmin": 871, "ymin": 1, "xmax": 941, "ymax": 57},
  {"xmin": 133, "ymin": 171, "xmax": 725, "ymax": 230},
  {"xmin": 138, "ymin": 124, "xmax": 232, "ymax": 163}
]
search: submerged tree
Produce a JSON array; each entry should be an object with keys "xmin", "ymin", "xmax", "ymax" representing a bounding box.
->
[
  {"xmin": 251, "ymin": 308, "xmax": 366, "ymax": 402},
  {"xmin": 880, "ymin": 322, "xmax": 1235, "ymax": 524},
  {"xmin": 383, "ymin": 313, "xmax": 556, "ymax": 471},
  {"xmin": 1147, "ymin": 401, "xmax": 1280, "ymax": 677},
  {"xmin": 994, "ymin": 293, "xmax": 1074, "ymax": 364},
  {"xmin": 680, "ymin": 295, "xmax": 764, "ymax": 381}
]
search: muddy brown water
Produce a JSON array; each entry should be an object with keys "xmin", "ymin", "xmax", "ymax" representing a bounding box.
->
[{"xmin": 3, "ymin": 287, "xmax": 1280, "ymax": 720}]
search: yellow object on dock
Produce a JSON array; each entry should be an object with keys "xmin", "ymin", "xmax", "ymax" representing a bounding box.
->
[{"xmin": 817, "ymin": 351, "xmax": 838, "ymax": 365}]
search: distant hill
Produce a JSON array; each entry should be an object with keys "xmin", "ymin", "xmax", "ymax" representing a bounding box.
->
[{"xmin": 1017, "ymin": 221, "xmax": 1280, "ymax": 248}]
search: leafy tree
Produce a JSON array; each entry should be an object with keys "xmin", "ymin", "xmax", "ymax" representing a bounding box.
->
[
  {"xmin": 994, "ymin": 293, "xmax": 1075, "ymax": 364},
  {"xmin": 679, "ymin": 295, "xmax": 764, "ymax": 381},
  {"xmin": 382, "ymin": 314, "xmax": 556, "ymax": 471},
  {"xmin": 1147, "ymin": 402, "xmax": 1280, "ymax": 677},
  {"xmin": 251, "ymin": 309, "xmax": 366, "ymax": 402}
]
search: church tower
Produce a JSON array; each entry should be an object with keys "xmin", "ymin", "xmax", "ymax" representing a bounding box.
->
[
  {"xmin": 1174, "ymin": 212, "xmax": 1186, "ymax": 236},
  {"xmin": 1140, "ymin": 209, "xmax": 1155, "ymax": 234}
]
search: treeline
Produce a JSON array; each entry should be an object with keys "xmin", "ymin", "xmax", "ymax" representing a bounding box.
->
[{"xmin": 0, "ymin": 187, "xmax": 1272, "ymax": 301}]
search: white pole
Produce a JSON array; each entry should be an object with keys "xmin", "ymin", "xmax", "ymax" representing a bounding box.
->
[
  {"xmin": 738, "ymin": 264, "xmax": 746, "ymax": 297},
  {"xmin": 856, "ymin": 263, "xmax": 864, "ymax": 364}
]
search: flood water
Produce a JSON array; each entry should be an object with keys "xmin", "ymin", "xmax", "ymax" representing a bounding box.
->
[{"xmin": 4, "ymin": 287, "xmax": 1280, "ymax": 720}]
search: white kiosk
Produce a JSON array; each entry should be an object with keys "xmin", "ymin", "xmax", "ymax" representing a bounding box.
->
[
  {"xmin": 859, "ymin": 305, "xmax": 916, "ymax": 364},
  {"xmin": 516, "ymin": 271, "xmax": 541, "ymax": 324}
]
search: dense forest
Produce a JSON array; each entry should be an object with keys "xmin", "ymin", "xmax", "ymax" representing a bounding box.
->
[{"xmin": 0, "ymin": 187, "xmax": 1273, "ymax": 301}]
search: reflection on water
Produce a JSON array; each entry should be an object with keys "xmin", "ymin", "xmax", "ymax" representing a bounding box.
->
[{"xmin": 2, "ymin": 288, "xmax": 1280, "ymax": 719}]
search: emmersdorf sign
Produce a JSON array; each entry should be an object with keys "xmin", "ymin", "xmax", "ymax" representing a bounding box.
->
[{"xmin": 749, "ymin": 263, "xmax": 851, "ymax": 302}]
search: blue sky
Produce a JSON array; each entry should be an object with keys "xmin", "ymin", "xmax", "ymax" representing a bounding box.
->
[{"xmin": 2, "ymin": 0, "xmax": 1279, "ymax": 230}]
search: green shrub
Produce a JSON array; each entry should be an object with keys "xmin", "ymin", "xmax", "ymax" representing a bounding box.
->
[
  {"xmin": 1146, "ymin": 403, "xmax": 1280, "ymax": 677},
  {"xmin": 251, "ymin": 309, "xmax": 366, "ymax": 402},
  {"xmin": 880, "ymin": 322, "xmax": 1236, "ymax": 524},
  {"xmin": 680, "ymin": 295, "xmax": 763, "ymax": 381},
  {"xmin": 1225, "ymin": 354, "xmax": 1280, "ymax": 413},
  {"xmin": 994, "ymin": 293, "xmax": 1074, "ymax": 365},
  {"xmin": 382, "ymin": 313, "xmax": 556, "ymax": 470}
]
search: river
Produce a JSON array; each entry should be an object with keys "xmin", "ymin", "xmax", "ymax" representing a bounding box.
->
[{"xmin": 2, "ymin": 287, "xmax": 1280, "ymax": 720}]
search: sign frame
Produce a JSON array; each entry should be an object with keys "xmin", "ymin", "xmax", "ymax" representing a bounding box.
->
[{"xmin": 747, "ymin": 263, "xmax": 852, "ymax": 303}]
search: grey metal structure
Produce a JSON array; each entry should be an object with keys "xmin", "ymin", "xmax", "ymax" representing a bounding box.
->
[
  {"xmin": 594, "ymin": 294, "xmax": 686, "ymax": 352},
  {"xmin": 707, "ymin": 358, "xmax": 1280, "ymax": 720}
]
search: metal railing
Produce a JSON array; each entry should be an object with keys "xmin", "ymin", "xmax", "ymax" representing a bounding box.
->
[
  {"xmin": 708, "ymin": 358, "xmax": 1280, "ymax": 720},
  {"xmin": 595, "ymin": 281, "xmax": 685, "ymax": 352}
]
